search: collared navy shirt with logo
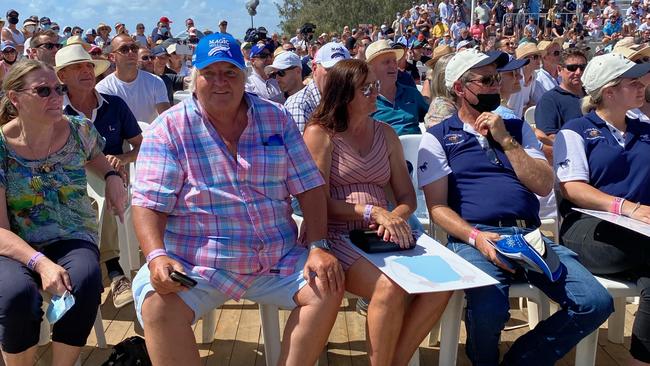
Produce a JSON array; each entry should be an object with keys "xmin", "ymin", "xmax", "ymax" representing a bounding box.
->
[
  {"xmin": 535, "ymin": 86, "xmax": 583, "ymax": 135},
  {"xmin": 555, "ymin": 111, "xmax": 650, "ymax": 205},
  {"xmin": 418, "ymin": 114, "xmax": 541, "ymax": 226}
]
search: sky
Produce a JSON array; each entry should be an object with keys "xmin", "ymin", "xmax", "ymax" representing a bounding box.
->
[{"xmin": 5, "ymin": 0, "xmax": 283, "ymax": 40}]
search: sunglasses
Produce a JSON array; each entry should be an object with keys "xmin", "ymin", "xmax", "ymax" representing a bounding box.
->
[
  {"xmin": 52, "ymin": 27, "xmax": 60, "ymax": 32},
  {"xmin": 1, "ymin": 49, "xmax": 16, "ymax": 54},
  {"xmin": 18, "ymin": 84, "xmax": 67, "ymax": 98},
  {"xmin": 140, "ymin": 55, "xmax": 154, "ymax": 61},
  {"xmin": 115, "ymin": 44, "xmax": 140, "ymax": 55},
  {"xmin": 361, "ymin": 80, "xmax": 381, "ymax": 97},
  {"xmin": 269, "ymin": 66, "xmax": 297, "ymax": 78},
  {"xmin": 526, "ymin": 54, "xmax": 540, "ymax": 60},
  {"xmin": 467, "ymin": 73, "xmax": 502, "ymax": 87},
  {"xmin": 37, "ymin": 42, "xmax": 62, "ymax": 50},
  {"xmin": 254, "ymin": 52, "xmax": 272, "ymax": 59},
  {"xmin": 137, "ymin": 27, "xmax": 145, "ymax": 30},
  {"xmin": 564, "ymin": 63, "xmax": 587, "ymax": 72},
  {"xmin": 635, "ymin": 56, "xmax": 650, "ymax": 64},
  {"xmin": 553, "ymin": 50, "xmax": 561, "ymax": 56}
]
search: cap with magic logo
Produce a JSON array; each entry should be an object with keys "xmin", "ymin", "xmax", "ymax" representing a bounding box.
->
[{"xmin": 192, "ymin": 33, "xmax": 245, "ymax": 70}]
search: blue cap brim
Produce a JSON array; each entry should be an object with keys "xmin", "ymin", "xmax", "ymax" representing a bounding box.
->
[
  {"xmin": 498, "ymin": 58, "xmax": 530, "ymax": 72},
  {"xmin": 477, "ymin": 51, "xmax": 510, "ymax": 69},
  {"xmin": 193, "ymin": 58, "xmax": 245, "ymax": 71},
  {"xmin": 620, "ymin": 61, "xmax": 650, "ymax": 78}
]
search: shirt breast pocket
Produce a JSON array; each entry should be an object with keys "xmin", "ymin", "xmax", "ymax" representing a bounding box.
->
[{"xmin": 250, "ymin": 146, "xmax": 289, "ymax": 200}]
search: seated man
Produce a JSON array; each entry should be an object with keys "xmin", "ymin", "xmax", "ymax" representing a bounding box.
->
[
  {"xmin": 131, "ymin": 33, "xmax": 344, "ymax": 366},
  {"xmin": 418, "ymin": 49, "xmax": 614, "ymax": 365}
]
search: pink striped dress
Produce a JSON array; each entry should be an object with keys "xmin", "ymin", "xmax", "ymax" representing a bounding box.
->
[{"xmin": 327, "ymin": 121, "xmax": 391, "ymax": 270}]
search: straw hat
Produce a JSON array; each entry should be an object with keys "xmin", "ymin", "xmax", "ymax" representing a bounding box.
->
[
  {"xmin": 97, "ymin": 23, "xmax": 112, "ymax": 33},
  {"xmin": 365, "ymin": 39, "xmax": 404, "ymax": 63},
  {"xmin": 516, "ymin": 42, "xmax": 543, "ymax": 59},
  {"xmin": 425, "ymin": 45, "xmax": 454, "ymax": 68},
  {"xmin": 55, "ymin": 44, "xmax": 110, "ymax": 77},
  {"xmin": 613, "ymin": 43, "xmax": 650, "ymax": 62},
  {"xmin": 65, "ymin": 36, "xmax": 92, "ymax": 51}
]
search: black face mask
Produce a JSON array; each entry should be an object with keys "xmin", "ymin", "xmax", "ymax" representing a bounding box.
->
[
  {"xmin": 464, "ymin": 87, "xmax": 501, "ymax": 113},
  {"xmin": 7, "ymin": 17, "xmax": 19, "ymax": 25}
]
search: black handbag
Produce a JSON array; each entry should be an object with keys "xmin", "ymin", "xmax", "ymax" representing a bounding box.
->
[
  {"xmin": 349, "ymin": 230, "xmax": 415, "ymax": 253},
  {"xmin": 102, "ymin": 336, "xmax": 152, "ymax": 366}
]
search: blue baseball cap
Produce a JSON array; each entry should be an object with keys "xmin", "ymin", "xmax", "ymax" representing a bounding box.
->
[
  {"xmin": 192, "ymin": 33, "xmax": 245, "ymax": 70},
  {"xmin": 249, "ymin": 43, "xmax": 272, "ymax": 58},
  {"xmin": 488, "ymin": 51, "xmax": 530, "ymax": 72}
]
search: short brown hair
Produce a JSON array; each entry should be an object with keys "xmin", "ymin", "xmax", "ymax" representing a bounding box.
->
[
  {"xmin": 560, "ymin": 47, "xmax": 587, "ymax": 66},
  {"xmin": 29, "ymin": 29, "xmax": 59, "ymax": 49}
]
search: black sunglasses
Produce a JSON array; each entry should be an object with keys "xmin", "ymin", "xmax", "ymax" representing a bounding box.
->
[
  {"xmin": 269, "ymin": 66, "xmax": 297, "ymax": 78},
  {"xmin": 37, "ymin": 42, "xmax": 62, "ymax": 50},
  {"xmin": 553, "ymin": 50, "xmax": 561, "ymax": 56},
  {"xmin": 635, "ymin": 56, "xmax": 650, "ymax": 64},
  {"xmin": 18, "ymin": 84, "xmax": 67, "ymax": 98},
  {"xmin": 140, "ymin": 55, "xmax": 155, "ymax": 61},
  {"xmin": 115, "ymin": 44, "xmax": 139, "ymax": 55},
  {"xmin": 467, "ymin": 73, "xmax": 502, "ymax": 87},
  {"xmin": 526, "ymin": 54, "xmax": 540, "ymax": 60},
  {"xmin": 565, "ymin": 63, "xmax": 587, "ymax": 72},
  {"xmin": 254, "ymin": 52, "xmax": 272, "ymax": 59},
  {"xmin": 1, "ymin": 49, "xmax": 16, "ymax": 54}
]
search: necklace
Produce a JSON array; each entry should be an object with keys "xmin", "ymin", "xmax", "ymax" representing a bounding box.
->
[{"xmin": 19, "ymin": 119, "xmax": 55, "ymax": 174}]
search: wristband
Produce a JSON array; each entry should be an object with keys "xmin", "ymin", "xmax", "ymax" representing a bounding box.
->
[
  {"xmin": 468, "ymin": 228, "xmax": 480, "ymax": 247},
  {"xmin": 610, "ymin": 197, "xmax": 624, "ymax": 215},
  {"xmin": 104, "ymin": 170, "xmax": 121, "ymax": 181},
  {"xmin": 27, "ymin": 252, "xmax": 45, "ymax": 271},
  {"xmin": 146, "ymin": 249, "xmax": 168, "ymax": 263},
  {"xmin": 363, "ymin": 204, "xmax": 374, "ymax": 223}
]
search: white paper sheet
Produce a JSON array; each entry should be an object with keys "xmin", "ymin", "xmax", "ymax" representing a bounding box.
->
[
  {"xmin": 573, "ymin": 208, "xmax": 650, "ymax": 237},
  {"xmin": 347, "ymin": 233, "xmax": 498, "ymax": 294}
]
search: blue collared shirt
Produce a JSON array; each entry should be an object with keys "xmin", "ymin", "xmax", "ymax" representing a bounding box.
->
[{"xmin": 372, "ymin": 83, "xmax": 428, "ymax": 136}]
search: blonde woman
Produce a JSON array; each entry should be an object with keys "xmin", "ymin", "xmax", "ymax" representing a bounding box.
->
[{"xmin": 424, "ymin": 52, "xmax": 456, "ymax": 127}]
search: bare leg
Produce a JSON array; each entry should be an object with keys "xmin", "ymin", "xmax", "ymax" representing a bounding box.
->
[
  {"xmin": 1, "ymin": 347, "xmax": 37, "ymax": 366},
  {"xmin": 141, "ymin": 292, "xmax": 201, "ymax": 366},
  {"xmin": 629, "ymin": 358, "xmax": 650, "ymax": 366},
  {"xmin": 51, "ymin": 342, "xmax": 82, "ymax": 366},
  {"xmin": 346, "ymin": 258, "xmax": 407, "ymax": 366},
  {"xmin": 279, "ymin": 282, "xmax": 344, "ymax": 366}
]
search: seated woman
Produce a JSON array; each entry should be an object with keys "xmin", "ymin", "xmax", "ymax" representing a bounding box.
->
[
  {"xmin": 554, "ymin": 53, "xmax": 650, "ymax": 366},
  {"xmin": 0, "ymin": 60, "xmax": 126, "ymax": 366},
  {"xmin": 303, "ymin": 59, "xmax": 451, "ymax": 366}
]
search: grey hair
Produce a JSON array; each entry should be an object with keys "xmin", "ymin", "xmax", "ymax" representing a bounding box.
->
[
  {"xmin": 431, "ymin": 53, "xmax": 455, "ymax": 99},
  {"xmin": 581, "ymin": 78, "xmax": 623, "ymax": 114}
]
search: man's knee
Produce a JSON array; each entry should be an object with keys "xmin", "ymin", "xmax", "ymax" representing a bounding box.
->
[
  {"xmin": 141, "ymin": 293, "xmax": 194, "ymax": 327},
  {"xmin": 570, "ymin": 285, "xmax": 614, "ymax": 330}
]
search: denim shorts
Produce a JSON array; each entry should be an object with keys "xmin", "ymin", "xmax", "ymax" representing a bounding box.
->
[{"xmin": 133, "ymin": 251, "xmax": 309, "ymax": 326}]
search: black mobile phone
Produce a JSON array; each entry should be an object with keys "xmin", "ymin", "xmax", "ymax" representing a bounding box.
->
[{"xmin": 170, "ymin": 271, "xmax": 197, "ymax": 288}]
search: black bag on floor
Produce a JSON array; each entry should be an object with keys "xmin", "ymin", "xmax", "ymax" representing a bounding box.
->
[{"xmin": 102, "ymin": 336, "xmax": 152, "ymax": 366}]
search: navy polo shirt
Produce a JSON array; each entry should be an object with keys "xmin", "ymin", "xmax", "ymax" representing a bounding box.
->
[
  {"xmin": 555, "ymin": 111, "xmax": 650, "ymax": 205},
  {"xmin": 372, "ymin": 83, "xmax": 428, "ymax": 136},
  {"xmin": 418, "ymin": 114, "xmax": 541, "ymax": 225},
  {"xmin": 64, "ymin": 93, "xmax": 142, "ymax": 156},
  {"xmin": 534, "ymin": 86, "xmax": 583, "ymax": 135}
]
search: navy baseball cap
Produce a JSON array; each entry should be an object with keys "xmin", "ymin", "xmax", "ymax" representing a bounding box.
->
[
  {"xmin": 488, "ymin": 51, "xmax": 530, "ymax": 72},
  {"xmin": 192, "ymin": 33, "xmax": 245, "ymax": 70},
  {"xmin": 250, "ymin": 43, "xmax": 272, "ymax": 58}
]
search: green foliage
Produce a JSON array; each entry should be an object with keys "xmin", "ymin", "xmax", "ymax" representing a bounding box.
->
[{"xmin": 276, "ymin": 0, "xmax": 415, "ymax": 35}]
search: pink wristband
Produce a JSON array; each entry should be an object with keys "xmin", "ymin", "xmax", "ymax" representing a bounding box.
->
[
  {"xmin": 468, "ymin": 228, "xmax": 480, "ymax": 246},
  {"xmin": 27, "ymin": 252, "xmax": 44, "ymax": 271},
  {"xmin": 146, "ymin": 249, "xmax": 168, "ymax": 263},
  {"xmin": 610, "ymin": 197, "xmax": 624, "ymax": 215},
  {"xmin": 363, "ymin": 204, "xmax": 374, "ymax": 223}
]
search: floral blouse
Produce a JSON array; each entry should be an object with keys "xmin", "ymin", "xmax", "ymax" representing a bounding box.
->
[
  {"xmin": 424, "ymin": 97, "xmax": 458, "ymax": 128},
  {"xmin": 0, "ymin": 115, "xmax": 105, "ymax": 248}
]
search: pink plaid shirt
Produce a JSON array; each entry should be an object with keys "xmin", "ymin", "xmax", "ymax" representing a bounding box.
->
[{"xmin": 132, "ymin": 93, "xmax": 324, "ymax": 299}]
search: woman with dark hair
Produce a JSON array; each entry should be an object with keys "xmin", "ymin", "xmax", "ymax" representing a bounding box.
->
[{"xmin": 303, "ymin": 59, "xmax": 451, "ymax": 366}]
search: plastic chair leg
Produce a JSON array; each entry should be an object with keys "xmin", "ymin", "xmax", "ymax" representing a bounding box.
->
[
  {"xmin": 201, "ymin": 309, "xmax": 217, "ymax": 344},
  {"xmin": 438, "ymin": 291, "xmax": 464, "ymax": 366},
  {"xmin": 574, "ymin": 329, "xmax": 598, "ymax": 366},
  {"xmin": 608, "ymin": 297, "xmax": 626, "ymax": 344},
  {"xmin": 259, "ymin": 304, "xmax": 281, "ymax": 366},
  {"xmin": 94, "ymin": 307, "xmax": 107, "ymax": 348}
]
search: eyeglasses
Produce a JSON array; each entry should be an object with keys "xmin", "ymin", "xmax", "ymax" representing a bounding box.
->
[
  {"xmin": 361, "ymin": 80, "xmax": 381, "ymax": 97},
  {"xmin": 269, "ymin": 66, "xmax": 297, "ymax": 78},
  {"xmin": 635, "ymin": 56, "xmax": 650, "ymax": 64},
  {"xmin": 564, "ymin": 63, "xmax": 587, "ymax": 72},
  {"xmin": 37, "ymin": 42, "xmax": 62, "ymax": 50},
  {"xmin": 18, "ymin": 84, "xmax": 67, "ymax": 98},
  {"xmin": 286, "ymin": 47, "xmax": 297, "ymax": 52},
  {"xmin": 115, "ymin": 44, "xmax": 139, "ymax": 55},
  {"xmin": 467, "ymin": 73, "xmax": 501, "ymax": 87},
  {"xmin": 140, "ymin": 55, "xmax": 154, "ymax": 61},
  {"xmin": 525, "ymin": 54, "xmax": 540, "ymax": 60}
]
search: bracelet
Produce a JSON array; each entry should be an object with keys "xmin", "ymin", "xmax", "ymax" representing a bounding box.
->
[
  {"xmin": 628, "ymin": 202, "xmax": 641, "ymax": 217},
  {"xmin": 27, "ymin": 252, "xmax": 45, "ymax": 271},
  {"xmin": 363, "ymin": 204, "xmax": 374, "ymax": 223},
  {"xmin": 468, "ymin": 228, "xmax": 480, "ymax": 247},
  {"xmin": 146, "ymin": 249, "xmax": 168, "ymax": 263},
  {"xmin": 610, "ymin": 197, "xmax": 625, "ymax": 215},
  {"xmin": 104, "ymin": 170, "xmax": 121, "ymax": 181}
]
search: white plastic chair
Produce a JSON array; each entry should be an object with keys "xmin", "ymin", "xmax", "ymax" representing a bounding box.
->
[
  {"xmin": 398, "ymin": 134, "xmax": 431, "ymax": 233},
  {"xmin": 524, "ymin": 106, "xmax": 536, "ymax": 128}
]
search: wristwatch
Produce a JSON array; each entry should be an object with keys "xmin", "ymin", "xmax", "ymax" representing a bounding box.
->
[
  {"xmin": 308, "ymin": 239, "xmax": 332, "ymax": 251},
  {"xmin": 501, "ymin": 136, "xmax": 520, "ymax": 151}
]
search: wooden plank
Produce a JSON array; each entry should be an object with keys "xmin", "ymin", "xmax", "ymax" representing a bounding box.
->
[
  {"xmin": 325, "ymin": 301, "xmax": 353, "ymax": 366},
  {"xmin": 229, "ymin": 300, "xmax": 262, "ymax": 366},
  {"xmin": 204, "ymin": 300, "xmax": 244, "ymax": 366},
  {"xmin": 343, "ymin": 299, "xmax": 369, "ymax": 366}
]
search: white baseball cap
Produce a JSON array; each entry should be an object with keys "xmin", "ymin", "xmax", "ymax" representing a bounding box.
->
[
  {"xmin": 445, "ymin": 48, "xmax": 509, "ymax": 89},
  {"xmin": 314, "ymin": 42, "xmax": 351, "ymax": 68},
  {"xmin": 582, "ymin": 53, "xmax": 650, "ymax": 94},
  {"xmin": 264, "ymin": 51, "xmax": 302, "ymax": 75}
]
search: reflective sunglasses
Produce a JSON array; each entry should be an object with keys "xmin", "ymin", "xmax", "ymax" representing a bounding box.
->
[
  {"xmin": 565, "ymin": 63, "xmax": 587, "ymax": 72},
  {"xmin": 467, "ymin": 73, "xmax": 502, "ymax": 87},
  {"xmin": 269, "ymin": 66, "xmax": 297, "ymax": 78},
  {"xmin": 115, "ymin": 44, "xmax": 139, "ymax": 55},
  {"xmin": 18, "ymin": 84, "xmax": 67, "ymax": 98},
  {"xmin": 37, "ymin": 42, "xmax": 62, "ymax": 50},
  {"xmin": 361, "ymin": 80, "xmax": 381, "ymax": 97},
  {"xmin": 140, "ymin": 55, "xmax": 155, "ymax": 61}
]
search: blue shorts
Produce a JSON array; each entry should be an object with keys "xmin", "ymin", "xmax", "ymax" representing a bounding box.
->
[{"xmin": 132, "ymin": 252, "xmax": 309, "ymax": 326}]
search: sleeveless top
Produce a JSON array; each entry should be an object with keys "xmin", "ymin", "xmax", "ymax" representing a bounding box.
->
[
  {"xmin": 328, "ymin": 121, "xmax": 391, "ymax": 232},
  {"xmin": 2, "ymin": 27, "xmax": 25, "ymax": 45}
]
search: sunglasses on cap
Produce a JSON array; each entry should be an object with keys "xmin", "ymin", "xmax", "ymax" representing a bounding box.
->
[
  {"xmin": 18, "ymin": 84, "xmax": 67, "ymax": 98},
  {"xmin": 361, "ymin": 80, "xmax": 381, "ymax": 97},
  {"xmin": 115, "ymin": 44, "xmax": 140, "ymax": 54},
  {"xmin": 467, "ymin": 73, "xmax": 502, "ymax": 87},
  {"xmin": 564, "ymin": 63, "xmax": 586, "ymax": 71},
  {"xmin": 37, "ymin": 42, "xmax": 62, "ymax": 50},
  {"xmin": 269, "ymin": 66, "xmax": 297, "ymax": 78}
]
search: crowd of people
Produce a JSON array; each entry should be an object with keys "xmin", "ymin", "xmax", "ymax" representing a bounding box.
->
[{"xmin": 0, "ymin": 2, "xmax": 649, "ymax": 366}]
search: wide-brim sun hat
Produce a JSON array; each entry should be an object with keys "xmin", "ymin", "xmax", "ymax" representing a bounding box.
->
[
  {"xmin": 445, "ymin": 48, "xmax": 509, "ymax": 89},
  {"xmin": 97, "ymin": 23, "xmax": 112, "ymax": 33},
  {"xmin": 613, "ymin": 43, "xmax": 650, "ymax": 62},
  {"xmin": 55, "ymin": 44, "xmax": 110, "ymax": 77},
  {"xmin": 516, "ymin": 42, "xmax": 543, "ymax": 59},
  {"xmin": 365, "ymin": 39, "xmax": 404, "ymax": 63},
  {"xmin": 582, "ymin": 52, "xmax": 650, "ymax": 94}
]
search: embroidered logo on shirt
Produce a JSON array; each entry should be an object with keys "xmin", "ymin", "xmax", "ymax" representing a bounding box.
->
[
  {"xmin": 443, "ymin": 133, "xmax": 465, "ymax": 145},
  {"xmin": 583, "ymin": 128, "xmax": 604, "ymax": 140},
  {"xmin": 639, "ymin": 134, "xmax": 650, "ymax": 142},
  {"xmin": 263, "ymin": 134, "xmax": 284, "ymax": 146},
  {"xmin": 419, "ymin": 161, "xmax": 429, "ymax": 172},
  {"xmin": 557, "ymin": 158, "xmax": 570, "ymax": 169}
]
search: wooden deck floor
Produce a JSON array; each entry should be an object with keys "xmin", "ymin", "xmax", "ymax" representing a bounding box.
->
[{"xmin": 24, "ymin": 287, "xmax": 640, "ymax": 366}]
